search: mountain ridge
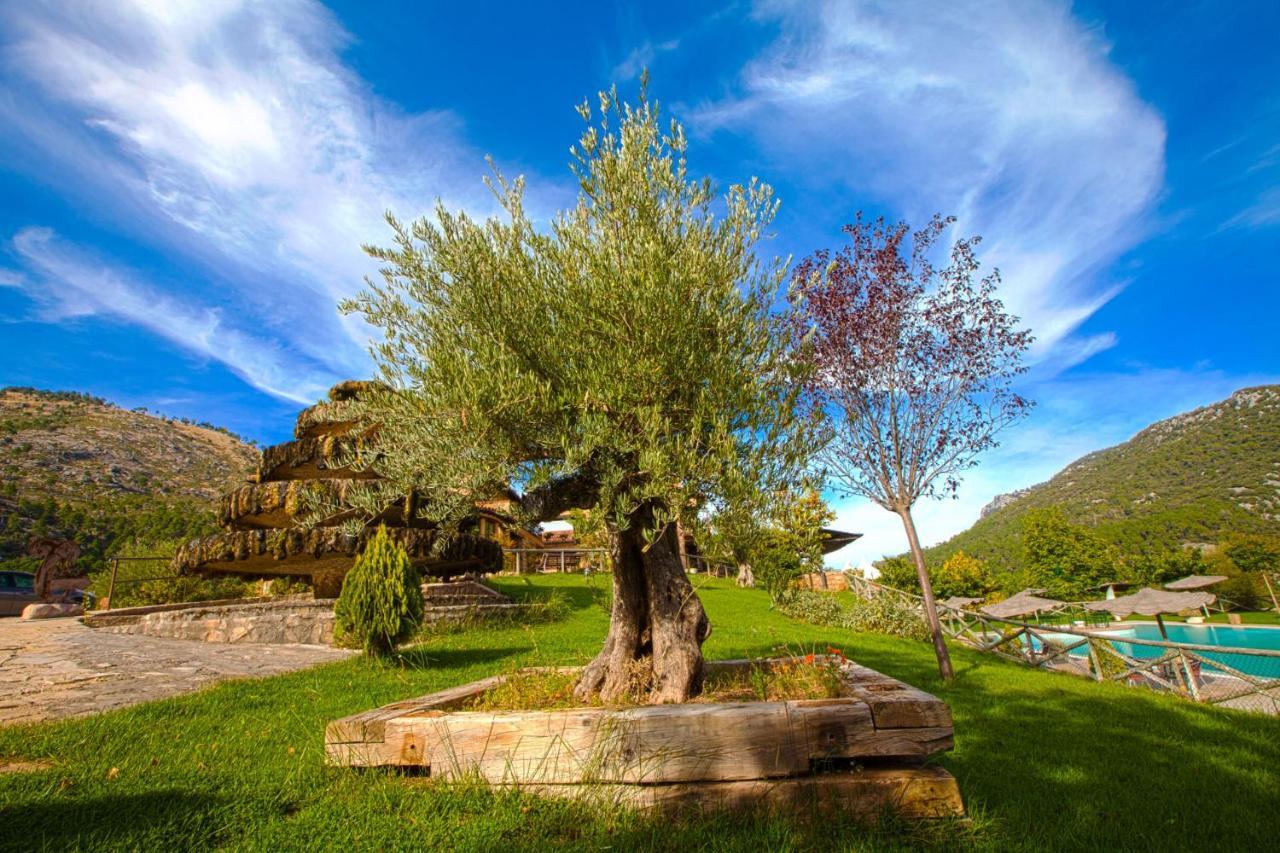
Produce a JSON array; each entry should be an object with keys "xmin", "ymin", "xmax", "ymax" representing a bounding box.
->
[
  {"xmin": 0, "ymin": 387, "xmax": 257, "ymax": 569},
  {"xmin": 922, "ymin": 384, "xmax": 1280, "ymax": 572}
]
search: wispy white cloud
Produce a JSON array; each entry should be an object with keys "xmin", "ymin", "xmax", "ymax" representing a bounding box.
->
[
  {"xmin": 1222, "ymin": 186, "xmax": 1280, "ymax": 230},
  {"xmin": 691, "ymin": 0, "xmax": 1166, "ymax": 369},
  {"xmin": 613, "ymin": 39, "xmax": 681, "ymax": 81},
  {"xmin": 0, "ymin": 0, "xmax": 501, "ymax": 391},
  {"xmin": 11, "ymin": 226, "xmax": 331, "ymax": 404}
]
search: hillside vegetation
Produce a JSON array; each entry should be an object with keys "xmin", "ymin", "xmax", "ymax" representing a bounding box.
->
[
  {"xmin": 0, "ymin": 387, "xmax": 256, "ymax": 572},
  {"xmin": 922, "ymin": 385, "xmax": 1280, "ymax": 574}
]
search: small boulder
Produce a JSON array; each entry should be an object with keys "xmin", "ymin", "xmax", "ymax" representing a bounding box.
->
[{"xmin": 21, "ymin": 602, "xmax": 84, "ymax": 620}]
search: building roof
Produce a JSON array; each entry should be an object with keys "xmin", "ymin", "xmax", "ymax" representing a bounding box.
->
[{"xmin": 819, "ymin": 528, "xmax": 862, "ymax": 555}]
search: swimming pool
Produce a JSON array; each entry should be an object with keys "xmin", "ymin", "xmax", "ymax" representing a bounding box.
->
[{"xmin": 1046, "ymin": 624, "xmax": 1280, "ymax": 678}]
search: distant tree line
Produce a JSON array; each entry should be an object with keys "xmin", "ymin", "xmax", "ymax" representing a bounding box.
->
[
  {"xmin": 1, "ymin": 385, "xmax": 258, "ymax": 446},
  {"xmin": 0, "ymin": 487, "xmax": 219, "ymax": 574},
  {"xmin": 876, "ymin": 507, "xmax": 1280, "ymax": 608}
]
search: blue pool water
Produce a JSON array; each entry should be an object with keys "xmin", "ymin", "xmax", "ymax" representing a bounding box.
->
[
  {"xmin": 1032, "ymin": 624, "xmax": 1280, "ymax": 678},
  {"xmin": 1112, "ymin": 623, "xmax": 1280, "ymax": 651}
]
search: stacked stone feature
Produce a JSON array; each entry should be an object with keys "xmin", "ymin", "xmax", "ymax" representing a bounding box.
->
[{"xmin": 172, "ymin": 382, "xmax": 503, "ymax": 597}]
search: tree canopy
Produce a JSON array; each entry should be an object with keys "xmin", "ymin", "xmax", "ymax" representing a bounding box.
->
[
  {"xmin": 341, "ymin": 83, "xmax": 813, "ymax": 542},
  {"xmin": 339, "ymin": 82, "xmax": 817, "ymax": 702},
  {"xmin": 792, "ymin": 213, "xmax": 1033, "ymax": 680}
]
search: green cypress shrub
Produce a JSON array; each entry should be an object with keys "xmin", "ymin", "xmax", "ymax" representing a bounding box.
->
[{"xmin": 334, "ymin": 526, "xmax": 423, "ymax": 655}]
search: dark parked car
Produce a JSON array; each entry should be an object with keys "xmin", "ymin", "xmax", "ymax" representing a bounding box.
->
[{"xmin": 0, "ymin": 571, "xmax": 92, "ymax": 616}]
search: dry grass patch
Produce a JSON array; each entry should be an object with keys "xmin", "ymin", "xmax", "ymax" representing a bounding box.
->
[{"xmin": 465, "ymin": 652, "xmax": 849, "ymax": 711}]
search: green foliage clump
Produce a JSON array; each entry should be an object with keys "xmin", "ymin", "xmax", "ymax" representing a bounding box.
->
[
  {"xmin": 932, "ymin": 551, "xmax": 998, "ymax": 598},
  {"xmin": 777, "ymin": 589, "xmax": 929, "ymax": 642},
  {"xmin": 1020, "ymin": 507, "xmax": 1118, "ymax": 598},
  {"xmin": 1123, "ymin": 547, "xmax": 1210, "ymax": 587},
  {"xmin": 745, "ymin": 490, "xmax": 834, "ymax": 599},
  {"xmin": 1220, "ymin": 533, "xmax": 1280, "ymax": 575},
  {"xmin": 875, "ymin": 551, "xmax": 997, "ymax": 599},
  {"xmin": 334, "ymin": 526, "xmax": 423, "ymax": 655},
  {"xmin": 875, "ymin": 555, "xmax": 920, "ymax": 593},
  {"xmin": 337, "ymin": 81, "xmax": 816, "ymax": 548},
  {"xmin": 1, "ymin": 494, "xmax": 220, "ymax": 573}
]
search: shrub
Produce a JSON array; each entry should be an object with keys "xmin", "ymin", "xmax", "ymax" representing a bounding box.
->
[
  {"xmin": 751, "ymin": 533, "xmax": 807, "ymax": 600},
  {"xmin": 777, "ymin": 589, "xmax": 929, "ymax": 642},
  {"xmin": 933, "ymin": 551, "xmax": 996, "ymax": 598},
  {"xmin": 875, "ymin": 556, "xmax": 920, "ymax": 593},
  {"xmin": 334, "ymin": 526, "xmax": 423, "ymax": 655}
]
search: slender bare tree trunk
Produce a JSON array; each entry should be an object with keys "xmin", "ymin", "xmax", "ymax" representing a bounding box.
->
[
  {"xmin": 575, "ymin": 503, "xmax": 711, "ymax": 704},
  {"xmin": 735, "ymin": 562, "xmax": 754, "ymax": 588},
  {"xmin": 897, "ymin": 506, "xmax": 954, "ymax": 682}
]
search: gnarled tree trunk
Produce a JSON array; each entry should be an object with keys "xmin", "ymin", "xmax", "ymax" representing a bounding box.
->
[{"xmin": 575, "ymin": 504, "xmax": 711, "ymax": 704}]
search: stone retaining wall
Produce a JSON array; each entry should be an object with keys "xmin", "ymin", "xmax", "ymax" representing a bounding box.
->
[
  {"xmin": 89, "ymin": 599, "xmax": 337, "ymax": 645},
  {"xmin": 86, "ymin": 593, "xmax": 534, "ymax": 646}
]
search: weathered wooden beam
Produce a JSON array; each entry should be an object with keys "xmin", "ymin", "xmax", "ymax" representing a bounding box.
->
[
  {"xmin": 519, "ymin": 766, "xmax": 965, "ymax": 819},
  {"xmin": 325, "ymin": 661, "xmax": 957, "ymax": 785}
]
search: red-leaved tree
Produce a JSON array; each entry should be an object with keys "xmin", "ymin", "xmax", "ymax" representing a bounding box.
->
[{"xmin": 793, "ymin": 214, "xmax": 1033, "ymax": 680}]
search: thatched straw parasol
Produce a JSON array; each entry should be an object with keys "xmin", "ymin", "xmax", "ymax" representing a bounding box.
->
[
  {"xmin": 1084, "ymin": 587, "xmax": 1216, "ymax": 638},
  {"xmin": 941, "ymin": 596, "xmax": 983, "ymax": 612},
  {"xmin": 1163, "ymin": 575, "xmax": 1227, "ymax": 591},
  {"xmin": 982, "ymin": 589, "xmax": 1065, "ymax": 620}
]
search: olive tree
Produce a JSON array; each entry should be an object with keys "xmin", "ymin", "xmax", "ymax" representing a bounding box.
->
[{"xmin": 341, "ymin": 83, "xmax": 815, "ymax": 703}]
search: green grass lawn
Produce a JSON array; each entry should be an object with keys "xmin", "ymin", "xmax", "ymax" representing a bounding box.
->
[{"xmin": 3, "ymin": 574, "xmax": 1279, "ymax": 851}]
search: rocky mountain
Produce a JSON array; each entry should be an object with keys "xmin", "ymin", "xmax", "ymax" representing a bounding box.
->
[
  {"xmin": 924, "ymin": 385, "xmax": 1280, "ymax": 572},
  {"xmin": 0, "ymin": 387, "xmax": 257, "ymax": 570}
]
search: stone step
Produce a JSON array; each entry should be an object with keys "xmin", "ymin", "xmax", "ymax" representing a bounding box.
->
[
  {"xmin": 421, "ymin": 603, "xmax": 527, "ymax": 624},
  {"xmin": 424, "ymin": 594, "xmax": 495, "ymax": 606}
]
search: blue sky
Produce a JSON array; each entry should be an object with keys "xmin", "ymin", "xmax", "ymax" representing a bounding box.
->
[{"xmin": 1, "ymin": 1, "xmax": 1277, "ymax": 565}]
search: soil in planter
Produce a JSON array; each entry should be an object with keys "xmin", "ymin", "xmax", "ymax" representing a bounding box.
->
[{"xmin": 466, "ymin": 654, "xmax": 849, "ymax": 711}]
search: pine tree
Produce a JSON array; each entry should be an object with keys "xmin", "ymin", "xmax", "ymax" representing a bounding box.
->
[{"xmin": 334, "ymin": 526, "xmax": 424, "ymax": 655}]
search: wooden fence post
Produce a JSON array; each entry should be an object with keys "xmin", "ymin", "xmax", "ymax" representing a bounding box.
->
[
  {"xmin": 1178, "ymin": 651, "xmax": 1202, "ymax": 701},
  {"xmin": 1087, "ymin": 639, "xmax": 1104, "ymax": 682},
  {"xmin": 104, "ymin": 557, "xmax": 120, "ymax": 611}
]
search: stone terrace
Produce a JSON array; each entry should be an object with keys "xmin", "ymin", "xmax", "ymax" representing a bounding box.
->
[{"xmin": 0, "ymin": 617, "xmax": 351, "ymax": 726}]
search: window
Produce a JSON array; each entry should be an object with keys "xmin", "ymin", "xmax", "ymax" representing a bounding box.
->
[{"xmin": 12, "ymin": 573, "xmax": 34, "ymax": 590}]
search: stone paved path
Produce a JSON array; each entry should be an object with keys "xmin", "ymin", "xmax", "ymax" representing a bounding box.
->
[{"xmin": 0, "ymin": 617, "xmax": 353, "ymax": 726}]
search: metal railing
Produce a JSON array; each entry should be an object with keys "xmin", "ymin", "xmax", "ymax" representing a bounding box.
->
[
  {"xmin": 500, "ymin": 547, "xmax": 736, "ymax": 577},
  {"xmin": 844, "ymin": 575, "xmax": 1280, "ymax": 716},
  {"xmin": 100, "ymin": 555, "xmax": 182, "ymax": 611},
  {"xmin": 503, "ymin": 547, "xmax": 610, "ymax": 574}
]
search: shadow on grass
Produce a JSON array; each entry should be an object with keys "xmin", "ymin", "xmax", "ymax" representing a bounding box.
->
[
  {"xmin": 0, "ymin": 790, "xmax": 229, "ymax": 852},
  {"xmin": 395, "ymin": 645, "xmax": 531, "ymax": 670},
  {"xmin": 705, "ymin": 627, "xmax": 1280, "ymax": 849},
  {"xmin": 489, "ymin": 574, "xmax": 609, "ymax": 611},
  {"xmin": 938, "ymin": 668, "xmax": 1280, "ymax": 849}
]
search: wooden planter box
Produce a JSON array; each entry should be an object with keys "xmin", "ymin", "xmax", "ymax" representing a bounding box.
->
[{"xmin": 326, "ymin": 658, "xmax": 964, "ymax": 819}]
